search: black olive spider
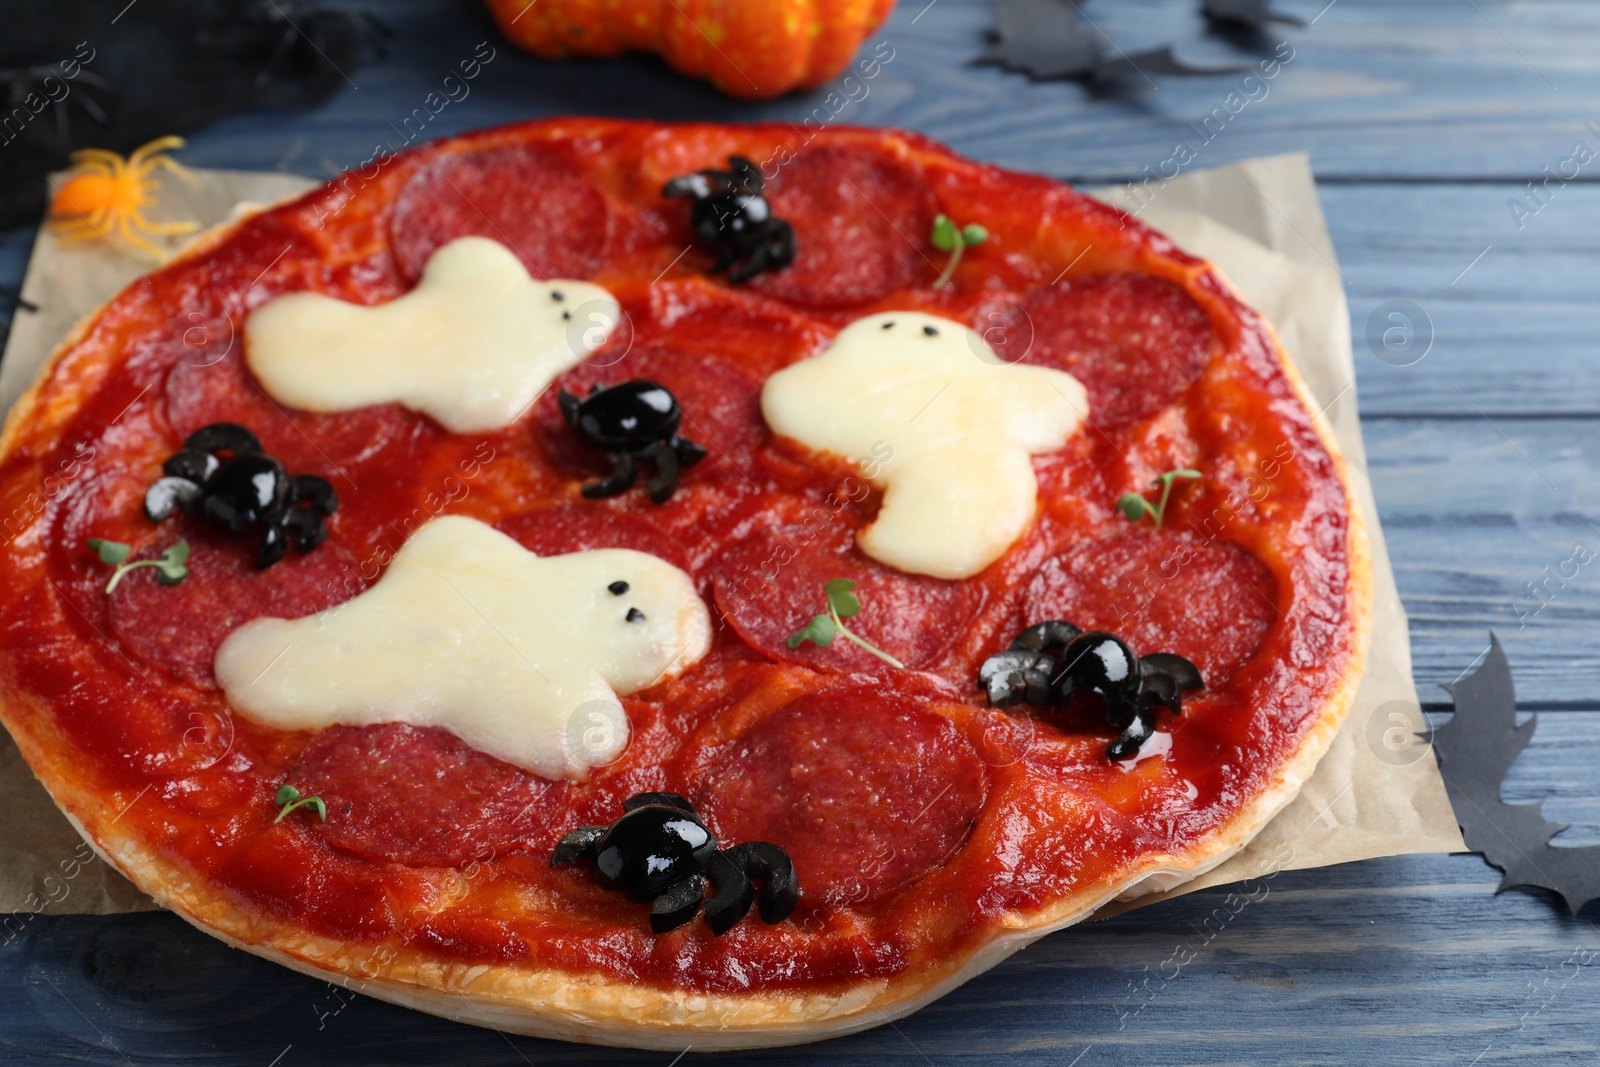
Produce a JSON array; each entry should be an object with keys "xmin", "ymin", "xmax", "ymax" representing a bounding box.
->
[
  {"xmin": 979, "ymin": 620, "xmax": 1204, "ymax": 760},
  {"xmin": 558, "ymin": 380, "xmax": 707, "ymax": 504},
  {"xmin": 552, "ymin": 792, "xmax": 799, "ymax": 936},
  {"xmin": 663, "ymin": 155, "xmax": 797, "ymax": 283},
  {"xmin": 143, "ymin": 422, "xmax": 338, "ymax": 569}
]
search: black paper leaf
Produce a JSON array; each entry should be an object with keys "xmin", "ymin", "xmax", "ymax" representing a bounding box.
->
[
  {"xmin": 1434, "ymin": 634, "xmax": 1600, "ymax": 915},
  {"xmin": 979, "ymin": 0, "xmax": 1242, "ymax": 83},
  {"xmin": 1202, "ymin": 0, "xmax": 1306, "ymax": 30}
]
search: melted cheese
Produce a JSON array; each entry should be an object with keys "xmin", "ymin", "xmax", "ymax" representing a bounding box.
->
[
  {"xmin": 243, "ymin": 237, "xmax": 619, "ymax": 433},
  {"xmin": 761, "ymin": 311, "xmax": 1089, "ymax": 579},
  {"xmin": 214, "ymin": 516, "xmax": 710, "ymax": 780}
]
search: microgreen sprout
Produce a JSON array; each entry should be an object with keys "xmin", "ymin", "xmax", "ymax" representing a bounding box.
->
[
  {"xmin": 273, "ymin": 784, "xmax": 328, "ymax": 824},
  {"xmin": 785, "ymin": 577, "xmax": 905, "ymax": 669},
  {"xmin": 86, "ymin": 538, "xmax": 190, "ymax": 594},
  {"xmin": 1116, "ymin": 468, "xmax": 1201, "ymax": 528},
  {"xmin": 931, "ymin": 213, "xmax": 989, "ymax": 290}
]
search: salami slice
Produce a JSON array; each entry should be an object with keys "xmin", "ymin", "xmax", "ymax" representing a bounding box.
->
[
  {"xmin": 163, "ymin": 348, "xmax": 408, "ymax": 472},
  {"xmin": 532, "ymin": 345, "xmax": 766, "ymax": 479},
  {"xmin": 712, "ymin": 523, "xmax": 984, "ymax": 673},
  {"xmin": 495, "ymin": 503, "xmax": 690, "ymax": 573},
  {"xmin": 749, "ymin": 146, "xmax": 938, "ymax": 307},
  {"xmin": 699, "ymin": 691, "xmax": 985, "ymax": 906},
  {"xmin": 996, "ymin": 274, "xmax": 1213, "ymax": 426},
  {"xmin": 390, "ymin": 142, "xmax": 609, "ymax": 282},
  {"xmin": 1021, "ymin": 531, "xmax": 1276, "ymax": 686},
  {"xmin": 108, "ymin": 533, "xmax": 362, "ymax": 686},
  {"xmin": 291, "ymin": 721, "xmax": 564, "ymax": 868}
]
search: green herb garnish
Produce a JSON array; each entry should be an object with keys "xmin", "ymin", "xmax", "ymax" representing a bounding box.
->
[
  {"xmin": 86, "ymin": 538, "xmax": 190, "ymax": 594},
  {"xmin": 273, "ymin": 784, "xmax": 328, "ymax": 824},
  {"xmin": 1116, "ymin": 468, "xmax": 1201, "ymax": 529},
  {"xmin": 931, "ymin": 213, "xmax": 989, "ymax": 290},
  {"xmin": 785, "ymin": 577, "xmax": 905, "ymax": 669}
]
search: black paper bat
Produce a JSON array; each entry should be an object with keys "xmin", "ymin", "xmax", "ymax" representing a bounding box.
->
[
  {"xmin": 979, "ymin": 0, "xmax": 1242, "ymax": 83},
  {"xmin": 1434, "ymin": 634, "xmax": 1600, "ymax": 915},
  {"xmin": 1202, "ymin": 0, "xmax": 1306, "ymax": 30},
  {"xmin": 0, "ymin": 0, "xmax": 389, "ymax": 232}
]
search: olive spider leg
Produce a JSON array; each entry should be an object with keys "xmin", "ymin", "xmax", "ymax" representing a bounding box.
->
[
  {"xmin": 642, "ymin": 441, "xmax": 681, "ymax": 505},
  {"xmin": 184, "ymin": 422, "xmax": 262, "ymax": 456},
  {"xmin": 1010, "ymin": 620, "xmax": 1083, "ymax": 653},
  {"xmin": 556, "ymin": 388, "xmax": 583, "ymax": 424},
  {"xmin": 672, "ymin": 436, "xmax": 708, "ymax": 468},
  {"xmin": 728, "ymin": 156, "xmax": 764, "ymax": 190},
  {"xmin": 283, "ymin": 508, "xmax": 330, "ymax": 554},
  {"xmin": 726, "ymin": 255, "xmax": 763, "ymax": 284},
  {"xmin": 550, "ymin": 826, "xmax": 607, "ymax": 867},
  {"xmin": 581, "ymin": 452, "xmax": 637, "ymax": 499},
  {"xmin": 257, "ymin": 524, "xmax": 291, "ymax": 570},
  {"xmin": 701, "ymin": 853, "xmax": 755, "ymax": 936},
  {"xmin": 977, "ymin": 650, "xmax": 1054, "ymax": 707},
  {"xmin": 290, "ymin": 475, "xmax": 339, "ymax": 516},
  {"xmin": 143, "ymin": 476, "xmax": 203, "ymax": 522},
  {"xmin": 1107, "ymin": 712, "xmax": 1157, "ymax": 762},
  {"xmin": 724, "ymin": 842, "xmax": 800, "ymax": 925},
  {"xmin": 651, "ymin": 872, "xmax": 708, "ymax": 934},
  {"xmin": 728, "ymin": 225, "xmax": 796, "ymax": 283}
]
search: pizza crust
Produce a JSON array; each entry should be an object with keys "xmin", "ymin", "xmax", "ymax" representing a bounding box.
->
[{"xmin": 0, "ymin": 126, "xmax": 1372, "ymax": 1051}]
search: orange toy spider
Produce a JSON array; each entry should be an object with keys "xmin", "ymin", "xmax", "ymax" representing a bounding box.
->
[{"xmin": 49, "ymin": 136, "xmax": 200, "ymax": 258}]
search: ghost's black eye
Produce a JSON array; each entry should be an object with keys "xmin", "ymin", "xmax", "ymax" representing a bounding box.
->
[
  {"xmin": 551, "ymin": 290, "xmax": 565, "ymax": 302},
  {"xmin": 922, "ymin": 325, "xmax": 939, "ymax": 337},
  {"xmin": 881, "ymin": 321, "xmax": 894, "ymax": 330},
  {"xmin": 626, "ymin": 607, "xmax": 646, "ymax": 622},
  {"xmin": 609, "ymin": 581, "xmax": 630, "ymax": 595}
]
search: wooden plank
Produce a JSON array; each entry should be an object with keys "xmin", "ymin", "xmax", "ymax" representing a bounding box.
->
[
  {"xmin": 1328, "ymin": 184, "xmax": 1600, "ymax": 418},
  {"xmin": 1367, "ymin": 417, "xmax": 1600, "ymax": 705},
  {"xmin": 146, "ymin": 0, "xmax": 1600, "ymax": 184},
  {"xmin": 0, "ymin": 229, "xmax": 32, "ymax": 342},
  {"xmin": 6, "ymin": 708, "xmax": 1598, "ymax": 1065}
]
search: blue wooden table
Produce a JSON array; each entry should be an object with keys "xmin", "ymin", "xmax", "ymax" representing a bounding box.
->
[{"xmin": 5, "ymin": 0, "xmax": 1600, "ymax": 1062}]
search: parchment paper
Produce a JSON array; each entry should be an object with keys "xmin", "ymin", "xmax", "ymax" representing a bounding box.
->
[
  {"xmin": 0, "ymin": 169, "xmax": 314, "ymax": 916},
  {"xmin": 0, "ymin": 156, "xmax": 1462, "ymax": 919},
  {"xmin": 1090, "ymin": 155, "xmax": 1465, "ymax": 909}
]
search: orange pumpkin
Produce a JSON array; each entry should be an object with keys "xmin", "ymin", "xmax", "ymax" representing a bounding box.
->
[{"xmin": 484, "ymin": 0, "xmax": 898, "ymax": 99}]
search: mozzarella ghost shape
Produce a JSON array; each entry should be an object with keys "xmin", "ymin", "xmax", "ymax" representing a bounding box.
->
[
  {"xmin": 214, "ymin": 516, "xmax": 711, "ymax": 781},
  {"xmin": 244, "ymin": 236, "xmax": 619, "ymax": 433},
  {"xmin": 762, "ymin": 311, "xmax": 1089, "ymax": 580}
]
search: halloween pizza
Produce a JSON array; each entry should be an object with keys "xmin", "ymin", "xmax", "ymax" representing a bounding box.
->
[{"xmin": 0, "ymin": 119, "xmax": 1370, "ymax": 1049}]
